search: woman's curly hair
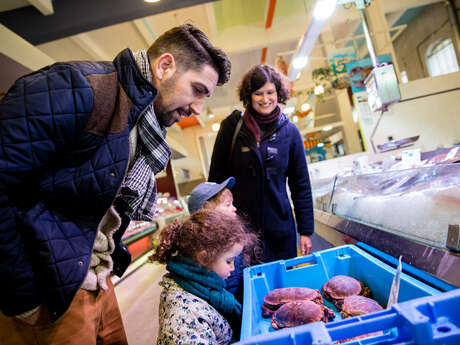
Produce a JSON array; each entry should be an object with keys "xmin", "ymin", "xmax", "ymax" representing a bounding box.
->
[
  {"xmin": 149, "ymin": 209, "xmax": 258, "ymax": 267},
  {"xmin": 238, "ymin": 64, "xmax": 291, "ymax": 107}
]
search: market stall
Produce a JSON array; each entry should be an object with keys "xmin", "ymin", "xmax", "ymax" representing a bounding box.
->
[
  {"xmin": 309, "ymin": 146, "xmax": 460, "ymax": 288},
  {"xmin": 234, "ymin": 146, "xmax": 460, "ymax": 345}
]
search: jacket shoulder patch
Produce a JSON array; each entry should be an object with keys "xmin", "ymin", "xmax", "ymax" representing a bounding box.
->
[{"xmin": 85, "ymin": 72, "xmax": 132, "ymax": 135}]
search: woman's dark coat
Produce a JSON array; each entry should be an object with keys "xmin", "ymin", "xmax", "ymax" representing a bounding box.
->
[{"xmin": 208, "ymin": 110, "xmax": 314, "ymax": 262}]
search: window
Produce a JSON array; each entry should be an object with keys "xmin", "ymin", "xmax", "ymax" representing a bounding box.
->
[{"xmin": 426, "ymin": 38, "xmax": 460, "ymax": 77}]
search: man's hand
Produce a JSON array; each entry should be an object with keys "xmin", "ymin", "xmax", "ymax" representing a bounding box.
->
[{"xmin": 300, "ymin": 235, "xmax": 312, "ymax": 255}]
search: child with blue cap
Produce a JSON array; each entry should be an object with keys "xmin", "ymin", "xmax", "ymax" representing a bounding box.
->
[
  {"xmin": 188, "ymin": 176, "xmax": 236, "ymax": 215},
  {"xmin": 187, "ymin": 177, "xmax": 247, "ymax": 304}
]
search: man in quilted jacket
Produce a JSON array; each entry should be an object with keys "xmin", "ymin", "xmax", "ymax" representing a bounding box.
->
[{"xmin": 0, "ymin": 24, "xmax": 231, "ymax": 345}]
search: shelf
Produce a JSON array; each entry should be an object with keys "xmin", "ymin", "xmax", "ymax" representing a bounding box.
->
[{"xmin": 122, "ymin": 225, "xmax": 157, "ymax": 245}]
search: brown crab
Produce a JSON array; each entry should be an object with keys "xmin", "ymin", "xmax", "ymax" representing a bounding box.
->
[
  {"xmin": 340, "ymin": 295, "xmax": 383, "ymax": 319},
  {"xmin": 271, "ymin": 300, "xmax": 335, "ymax": 329},
  {"xmin": 322, "ymin": 275, "xmax": 371, "ymax": 309},
  {"xmin": 261, "ymin": 287, "xmax": 324, "ymax": 318}
]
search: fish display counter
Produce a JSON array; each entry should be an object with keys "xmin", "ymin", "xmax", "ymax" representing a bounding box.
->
[
  {"xmin": 309, "ymin": 148, "xmax": 460, "ymax": 288},
  {"xmin": 233, "ymin": 149, "xmax": 460, "ymax": 345}
]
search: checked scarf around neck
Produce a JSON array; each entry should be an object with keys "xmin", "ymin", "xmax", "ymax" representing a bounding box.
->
[
  {"xmin": 117, "ymin": 49, "xmax": 171, "ymax": 221},
  {"xmin": 166, "ymin": 257, "xmax": 242, "ymax": 328}
]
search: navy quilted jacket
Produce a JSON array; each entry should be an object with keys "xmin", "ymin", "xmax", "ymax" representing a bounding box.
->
[
  {"xmin": 208, "ymin": 111, "xmax": 314, "ymax": 262},
  {"xmin": 0, "ymin": 49, "xmax": 157, "ymax": 321}
]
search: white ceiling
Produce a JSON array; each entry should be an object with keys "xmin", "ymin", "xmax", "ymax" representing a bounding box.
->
[{"xmin": 2, "ymin": 0, "xmax": 442, "ymax": 127}]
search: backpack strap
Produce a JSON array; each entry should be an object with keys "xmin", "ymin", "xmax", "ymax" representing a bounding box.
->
[{"xmin": 229, "ymin": 111, "xmax": 244, "ymax": 162}]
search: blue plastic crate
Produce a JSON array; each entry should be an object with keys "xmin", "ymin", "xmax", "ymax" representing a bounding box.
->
[
  {"xmin": 235, "ymin": 288, "xmax": 460, "ymax": 344},
  {"xmin": 240, "ymin": 245, "xmax": 445, "ymax": 342}
]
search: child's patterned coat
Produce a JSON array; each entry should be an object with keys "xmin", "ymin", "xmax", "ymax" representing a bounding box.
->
[{"xmin": 157, "ymin": 276, "xmax": 233, "ymax": 345}]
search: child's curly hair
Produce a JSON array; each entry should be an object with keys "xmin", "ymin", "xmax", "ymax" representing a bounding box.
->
[{"xmin": 149, "ymin": 209, "xmax": 258, "ymax": 267}]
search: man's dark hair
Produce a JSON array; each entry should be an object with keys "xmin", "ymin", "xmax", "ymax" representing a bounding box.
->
[
  {"xmin": 147, "ymin": 24, "xmax": 231, "ymax": 86},
  {"xmin": 238, "ymin": 64, "xmax": 290, "ymax": 107}
]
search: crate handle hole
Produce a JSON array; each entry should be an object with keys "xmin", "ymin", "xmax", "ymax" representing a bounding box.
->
[
  {"xmin": 437, "ymin": 326, "xmax": 451, "ymax": 333},
  {"xmin": 257, "ymin": 272, "xmax": 262, "ymax": 276}
]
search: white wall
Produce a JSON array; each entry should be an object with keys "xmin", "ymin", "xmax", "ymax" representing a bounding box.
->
[
  {"xmin": 393, "ymin": 2, "xmax": 459, "ymax": 81},
  {"xmin": 168, "ymin": 125, "xmax": 216, "ymax": 184},
  {"xmin": 357, "ymin": 71, "xmax": 460, "ymax": 152}
]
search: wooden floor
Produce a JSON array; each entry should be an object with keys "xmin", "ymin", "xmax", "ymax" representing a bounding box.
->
[{"xmin": 114, "ymin": 256, "xmax": 166, "ymax": 345}]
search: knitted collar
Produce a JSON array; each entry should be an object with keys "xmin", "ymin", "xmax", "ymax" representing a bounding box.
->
[{"xmin": 166, "ymin": 257, "xmax": 242, "ymax": 327}]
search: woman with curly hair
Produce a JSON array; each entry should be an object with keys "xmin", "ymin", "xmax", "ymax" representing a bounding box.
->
[
  {"xmin": 150, "ymin": 209, "xmax": 257, "ymax": 345},
  {"xmin": 208, "ymin": 64, "xmax": 315, "ymax": 263}
]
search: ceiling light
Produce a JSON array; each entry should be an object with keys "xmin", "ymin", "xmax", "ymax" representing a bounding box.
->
[
  {"xmin": 313, "ymin": 0, "xmax": 337, "ymax": 20},
  {"xmin": 293, "ymin": 116, "xmax": 299, "ymax": 123},
  {"xmin": 208, "ymin": 113, "xmax": 215, "ymax": 119},
  {"xmin": 292, "ymin": 56, "xmax": 309, "ymax": 70},
  {"xmin": 301, "ymin": 103, "xmax": 311, "ymax": 112},
  {"xmin": 145, "ymin": 0, "xmax": 161, "ymax": 3},
  {"xmin": 284, "ymin": 106, "xmax": 295, "ymax": 115},
  {"xmin": 212, "ymin": 123, "xmax": 220, "ymax": 132},
  {"xmin": 317, "ymin": 142, "xmax": 325, "ymax": 148},
  {"xmin": 322, "ymin": 125, "xmax": 333, "ymax": 131},
  {"xmin": 314, "ymin": 85, "xmax": 325, "ymax": 95}
]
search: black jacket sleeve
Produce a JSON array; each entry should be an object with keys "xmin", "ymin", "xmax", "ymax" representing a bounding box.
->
[{"xmin": 287, "ymin": 125, "xmax": 314, "ymax": 236}]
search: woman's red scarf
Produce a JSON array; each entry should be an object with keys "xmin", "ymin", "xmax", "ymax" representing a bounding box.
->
[{"xmin": 243, "ymin": 105, "xmax": 281, "ymax": 144}]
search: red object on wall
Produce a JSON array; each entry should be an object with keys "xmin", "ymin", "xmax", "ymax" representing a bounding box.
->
[
  {"xmin": 261, "ymin": 47, "xmax": 268, "ymax": 64},
  {"xmin": 127, "ymin": 235, "xmax": 153, "ymax": 261},
  {"xmin": 156, "ymin": 160, "xmax": 177, "ymax": 198},
  {"xmin": 276, "ymin": 56, "xmax": 289, "ymax": 76},
  {"xmin": 176, "ymin": 115, "xmax": 200, "ymax": 129},
  {"xmin": 298, "ymin": 109, "xmax": 312, "ymax": 118}
]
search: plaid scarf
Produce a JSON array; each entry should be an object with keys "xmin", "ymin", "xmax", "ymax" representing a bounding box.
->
[{"xmin": 118, "ymin": 49, "xmax": 171, "ymax": 221}]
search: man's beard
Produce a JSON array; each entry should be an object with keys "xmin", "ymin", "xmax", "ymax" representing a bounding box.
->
[{"xmin": 153, "ymin": 75, "xmax": 178, "ymax": 128}]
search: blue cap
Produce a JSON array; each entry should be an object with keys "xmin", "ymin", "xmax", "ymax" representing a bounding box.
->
[{"xmin": 188, "ymin": 177, "xmax": 236, "ymax": 214}]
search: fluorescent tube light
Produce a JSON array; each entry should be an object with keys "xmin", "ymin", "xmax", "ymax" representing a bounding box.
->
[
  {"xmin": 292, "ymin": 56, "xmax": 309, "ymax": 69},
  {"xmin": 313, "ymin": 0, "xmax": 338, "ymax": 20}
]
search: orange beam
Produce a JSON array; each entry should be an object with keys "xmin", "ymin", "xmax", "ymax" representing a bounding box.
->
[
  {"xmin": 265, "ymin": 0, "xmax": 277, "ymax": 29},
  {"xmin": 261, "ymin": 0, "xmax": 276, "ymax": 64},
  {"xmin": 261, "ymin": 47, "xmax": 268, "ymax": 64}
]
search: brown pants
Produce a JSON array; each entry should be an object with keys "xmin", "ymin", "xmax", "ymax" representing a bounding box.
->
[{"xmin": 0, "ymin": 278, "xmax": 128, "ymax": 345}]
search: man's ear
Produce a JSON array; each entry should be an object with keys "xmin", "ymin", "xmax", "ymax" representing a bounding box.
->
[
  {"xmin": 195, "ymin": 250, "xmax": 208, "ymax": 267},
  {"xmin": 152, "ymin": 53, "xmax": 176, "ymax": 82}
]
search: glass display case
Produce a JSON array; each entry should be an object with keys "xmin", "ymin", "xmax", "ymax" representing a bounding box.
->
[
  {"xmin": 120, "ymin": 193, "xmax": 187, "ymax": 262},
  {"xmin": 154, "ymin": 193, "xmax": 187, "ymax": 229},
  {"xmin": 312, "ymin": 163, "xmax": 460, "ymax": 250}
]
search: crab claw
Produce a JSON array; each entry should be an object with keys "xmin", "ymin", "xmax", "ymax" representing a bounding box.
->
[{"xmin": 262, "ymin": 304, "xmax": 275, "ymax": 318}]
